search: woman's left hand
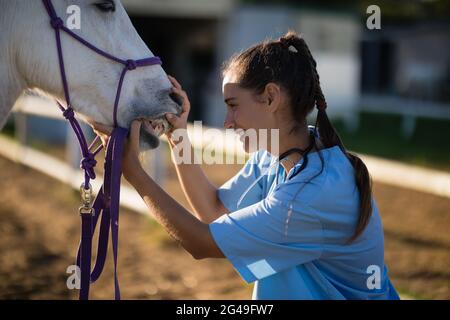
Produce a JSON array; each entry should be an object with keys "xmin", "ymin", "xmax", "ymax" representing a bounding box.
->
[{"xmin": 89, "ymin": 120, "xmax": 144, "ymax": 180}]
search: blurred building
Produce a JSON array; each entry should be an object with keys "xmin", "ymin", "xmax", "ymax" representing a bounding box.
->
[
  {"xmin": 16, "ymin": 0, "xmax": 450, "ymax": 141},
  {"xmin": 123, "ymin": 0, "xmax": 450, "ymax": 132},
  {"xmin": 123, "ymin": 0, "xmax": 361, "ymax": 127},
  {"xmin": 360, "ymin": 20, "xmax": 450, "ymax": 137},
  {"xmin": 361, "ymin": 21, "xmax": 450, "ymax": 103},
  {"xmin": 123, "ymin": 0, "xmax": 234, "ymax": 124}
]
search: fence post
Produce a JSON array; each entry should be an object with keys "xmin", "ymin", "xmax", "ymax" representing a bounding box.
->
[
  {"xmin": 344, "ymin": 111, "xmax": 360, "ymax": 133},
  {"xmin": 13, "ymin": 112, "xmax": 28, "ymax": 166},
  {"xmin": 15, "ymin": 112, "xmax": 28, "ymax": 147},
  {"xmin": 66, "ymin": 123, "xmax": 82, "ymax": 172},
  {"xmin": 401, "ymin": 114, "xmax": 416, "ymax": 140}
]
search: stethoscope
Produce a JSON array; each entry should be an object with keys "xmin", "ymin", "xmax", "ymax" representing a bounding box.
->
[{"xmin": 236, "ymin": 130, "xmax": 316, "ymax": 210}]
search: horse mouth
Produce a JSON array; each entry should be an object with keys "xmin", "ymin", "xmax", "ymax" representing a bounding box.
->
[
  {"xmin": 142, "ymin": 116, "xmax": 171, "ymax": 138},
  {"xmin": 140, "ymin": 91, "xmax": 181, "ymax": 138},
  {"xmin": 137, "ymin": 92, "xmax": 182, "ymax": 149}
]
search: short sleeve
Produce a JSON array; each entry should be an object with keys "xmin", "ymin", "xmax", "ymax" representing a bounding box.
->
[
  {"xmin": 209, "ymin": 183, "xmax": 323, "ymax": 283},
  {"xmin": 217, "ymin": 151, "xmax": 264, "ymax": 212}
]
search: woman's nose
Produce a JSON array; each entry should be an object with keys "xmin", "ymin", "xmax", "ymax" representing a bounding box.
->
[{"xmin": 223, "ymin": 114, "xmax": 234, "ymax": 129}]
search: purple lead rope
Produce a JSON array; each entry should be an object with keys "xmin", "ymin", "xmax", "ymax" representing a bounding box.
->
[{"xmin": 42, "ymin": 0, "xmax": 162, "ymax": 300}]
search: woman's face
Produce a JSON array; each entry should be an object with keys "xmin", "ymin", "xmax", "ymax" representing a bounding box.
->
[{"xmin": 222, "ymin": 72, "xmax": 275, "ymax": 153}]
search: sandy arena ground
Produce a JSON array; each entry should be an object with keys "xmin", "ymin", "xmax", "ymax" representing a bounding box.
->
[{"xmin": 0, "ymin": 154, "xmax": 449, "ymax": 299}]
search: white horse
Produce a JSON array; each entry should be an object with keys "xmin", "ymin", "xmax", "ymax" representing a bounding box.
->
[{"xmin": 0, "ymin": 0, "xmax": 181, "ymax": 148}]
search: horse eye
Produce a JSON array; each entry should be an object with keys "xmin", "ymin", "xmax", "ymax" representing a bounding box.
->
[{"xmin": 94, "ymin": 1, "xmax": 115, "ymax": 12}]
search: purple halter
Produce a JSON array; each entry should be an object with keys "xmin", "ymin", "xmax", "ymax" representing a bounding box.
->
[{"xmin": 42, "ymin": 0, "xmax": 162, "ymax": 300}]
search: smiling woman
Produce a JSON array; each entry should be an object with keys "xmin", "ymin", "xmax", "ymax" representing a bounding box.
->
[{"xmin": 88, "ymin": 30, "xmax": 402, "ymax": 300}]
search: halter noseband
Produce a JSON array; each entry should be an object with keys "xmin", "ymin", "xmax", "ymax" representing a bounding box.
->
[{"xmin": 42, "ymin": 0, "xmax": 162, "ymax": 300}]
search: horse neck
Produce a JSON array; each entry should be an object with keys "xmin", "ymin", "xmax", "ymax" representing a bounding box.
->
[
  {"xmin": 0, "ymin": 72, "xmax": 25, "ymax": 130},
  {"xmin": 0, "ymin": 1, "xmax": 31, "ymax": 129},
  {"xmin": 0, "ymin": 43, "xmax": 28, "ymax": 129}
]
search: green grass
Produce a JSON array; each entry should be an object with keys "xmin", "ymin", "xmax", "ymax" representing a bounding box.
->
[
  {"xmin": 397, "ymin": 288, "xmax": 429, "ymax": 300},
  {"xmin": 331, "ymin": 112, "xmax": 450, "ymax": 172},
  {"xmin": 2, "ymin": 119, "xmax": 15, "ymax": 138}
]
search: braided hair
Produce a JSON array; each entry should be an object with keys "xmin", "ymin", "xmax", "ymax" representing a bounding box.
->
[{"xmin": 222, "ymin": 30, "xmax": 373, "ymax": 243}]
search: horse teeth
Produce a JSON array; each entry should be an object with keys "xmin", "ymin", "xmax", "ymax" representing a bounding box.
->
[
  {"xmin": 144, "ymin": 118, "xmax": 169, "ymax": 136},
  {"xmin": 155, "ymin": 125, "xmax": 162, "ymax": 136}
]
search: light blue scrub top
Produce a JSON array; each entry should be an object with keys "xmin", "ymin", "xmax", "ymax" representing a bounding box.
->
[{"xmin": 209, "ymin": 127, "xmax": 399, "ymax": 300}]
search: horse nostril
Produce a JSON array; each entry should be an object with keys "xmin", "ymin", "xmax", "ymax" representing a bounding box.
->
[{"xmin": 169, "ymin": 92, "xmax": 183, "ymax": 107}]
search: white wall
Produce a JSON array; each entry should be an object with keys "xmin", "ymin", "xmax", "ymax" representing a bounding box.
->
[
  {"xmin": 205, "ymin": 5, "xmax": 362, "ymax": 127},
  {"xmin": 122, "ymin": 0, "xmax": 235, "ymax": 18},
  {"xmin": 207, "ymin": 5, "xmax": 299, "ymax": 127},
  {"xmin": 297, "ymin": 10, "xmax": 361, "ymax": 119}
]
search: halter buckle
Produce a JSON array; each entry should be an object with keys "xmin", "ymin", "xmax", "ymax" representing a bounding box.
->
[
  {"xmin": 79, "ymin": 206, "xmax": 95, "ymax": 216},
  {"xmin": 79, "ymin": 183, "xmax": 94, "ymax": 216}
]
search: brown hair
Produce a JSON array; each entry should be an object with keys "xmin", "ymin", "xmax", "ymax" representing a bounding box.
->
[{"xmin": 222, "ymin": 30, "xmax": 373, "ymax": 243}]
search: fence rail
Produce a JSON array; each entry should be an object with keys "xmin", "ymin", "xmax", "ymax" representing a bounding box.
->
[
  {"xmin": 0, "ymin": 95, "xmax": 448, "ymax": 216},
  {"xmin": 358, "ymin": 94, "xmax": 450, "ymax": 139}
]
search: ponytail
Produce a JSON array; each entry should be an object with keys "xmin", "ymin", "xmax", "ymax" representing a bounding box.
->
[
  {"xmin": 287, "ymin": 32, "xmax": 374, "ymax": 243},
  {"xmin": 315, "ymin": 105, "xmax": 373, "ymax": 243}
]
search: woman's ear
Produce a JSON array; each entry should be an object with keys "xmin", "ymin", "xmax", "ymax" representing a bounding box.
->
[{"xmin": 265, "ymin": 82, "xmax": 281, "ymax": 112}]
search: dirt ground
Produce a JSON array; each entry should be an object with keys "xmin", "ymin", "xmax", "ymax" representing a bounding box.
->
[{"xmin": 0, "ymin": 154, "xmax": 449, "ymax": 300}]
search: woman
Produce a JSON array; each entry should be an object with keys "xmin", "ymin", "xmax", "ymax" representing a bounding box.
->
[{"xmin": 92, "ymin": 31, "xmax": 399, "ymax": 300}]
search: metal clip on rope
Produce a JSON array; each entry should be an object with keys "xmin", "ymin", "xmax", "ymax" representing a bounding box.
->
[{"xmin": 79, "ymin": 183, "xmax": 94, "ymax": 216}]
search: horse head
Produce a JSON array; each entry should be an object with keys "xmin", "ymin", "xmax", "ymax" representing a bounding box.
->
[{"xmin": 3, "ymin": 0, "xmax": 182, "ymax": 148}]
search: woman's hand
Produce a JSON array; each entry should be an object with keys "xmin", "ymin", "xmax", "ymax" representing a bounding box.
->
[
  {"xmin": 165, "ymin": 75, "xmax": 191, "ymax": 144},
  {"xmin": 90, "ymin": 120, "xmax": 145, "ymax": 181}
]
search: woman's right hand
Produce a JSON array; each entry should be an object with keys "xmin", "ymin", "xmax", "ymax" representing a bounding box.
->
[{"xmin": 165, "ymin": 75, "xmax": 190, "ymax": 143}]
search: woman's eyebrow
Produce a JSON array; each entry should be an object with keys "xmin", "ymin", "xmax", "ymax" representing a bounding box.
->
[{"xmin": 224, "ymin": 97, "xmax": 237, "ymax": 103}]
